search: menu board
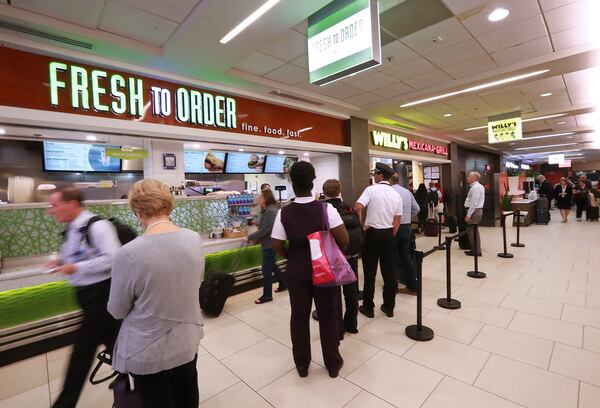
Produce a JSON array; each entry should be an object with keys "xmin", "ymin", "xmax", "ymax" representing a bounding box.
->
[
  {"xmin": 184, "ymin": 150, "xmax": 226, "ymax": 173},
  {"xmin": 225, "ymin": 152, "xmax": 265, "ymax": 173},
  {"xmin": 43, "ymin": 141, "xmax": 121, "ymax": 172},
  {"xmin": 264, "ymin": 155, "xmax": 298, "ymax": 174}
]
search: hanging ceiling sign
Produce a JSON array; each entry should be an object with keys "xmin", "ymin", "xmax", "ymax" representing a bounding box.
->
[
  {"xmin": 559, "ymin": 159, "xmax": 572, "ymax": 168},
  {"xmin": 307, "ymin": 0, "xmax": 381, "ymax": 85},
  {"xmin": 370, "ymin": 131, "xmax": 448, "ymax": 156},
  {"xmin": 549, "ymin": 154, "xmax": 565, "ymax": 164},
  {"xmin": 488, "ymin": 112, "xmax": 523, "ymax": 144}
]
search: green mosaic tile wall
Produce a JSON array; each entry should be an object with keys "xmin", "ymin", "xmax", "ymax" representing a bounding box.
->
[{"xmin": 0, "ymin": 198, "xmax": 232, "ymax": 259}]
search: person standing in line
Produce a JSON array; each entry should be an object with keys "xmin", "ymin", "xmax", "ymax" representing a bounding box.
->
[
  {"xmin": 355, "ymin": 162, "xmax": 403, "ymax": 318},
  {"xmin": 47, "ymin": 186, "xmax": 122, "ymax": 408},
  {"xmin": 260, "ymin": 183, "xmax": 271, "ymax": 191},
  {"xmin": 579, "ymin": 174, "xmax": 592, "ymax": 189},
  {"xmin": 271, "ymin": 161, "xmax": 348, "ymax": 378},
  {"xmin": 413, "ymin": 183, "xmax": 429, "ymax": 234},
  {"xmin": 428, "ymin": 181, "xmax": 442, "ymax": 221},
  {"xmin": 464, "ymin": 172, "xmax": 485, "ymax": 257},
  {"xmin": 573, "ymin": 179, "xmax": 590, "ymax": 221},
  {"xmin": 108, "ymin": 179, "xmax": 204, "ymax": 408},
  {"xmin": 554, "ymin": 177, "xmax": 573, "ymax": 223},
  {"xmin": 249, "ymin": 188, "xmax": 287, "ymax": 304},
  {"xmin": 537, "ymin": 175, "xmax": 554, "ymax": 210},
  {"xmin": 391, "ymin": 174, "xmax": 420, "ymax": 296}
]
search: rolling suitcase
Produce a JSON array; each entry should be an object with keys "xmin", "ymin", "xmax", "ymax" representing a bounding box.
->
[
  {"xmin": 587, "ymin": 206, "xmax": 599, "ymax": 221},
  {"xmin": 199, "ymin": 271, "xmax": 235, "ymax": 317},
  {"xmin": 536, "ymin": 208, "xmax": 550, "ymax": 225},
  {"xmin": 423, "ymin": 206, "xmax": 438, "ymax": 237}
]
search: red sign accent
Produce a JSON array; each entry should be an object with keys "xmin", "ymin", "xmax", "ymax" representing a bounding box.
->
[{"xmin": 408, "ymin": 140, "xmax": 448, "ymax": 156}]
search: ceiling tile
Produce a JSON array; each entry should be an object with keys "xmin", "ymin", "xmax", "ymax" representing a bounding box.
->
[
  {"xmin": 530, "ymin": 91, "xmax": 572, "ymax": 111},
  {"xmin": 522, "ymin": 121, "xmax": 551, "ymax": 132},
  {"xmin": 544, "ymin": 0, "xmax": 591, "ymax": 33},
  {"xmin": 443, "ymin": 55, "xmax": 498, "ymax": 79},
  {"xmin": 478, "ymin": 15, "xmax": 548, "ymax": 53},
  {"xmin": 263, "ymin": 64, "xmax": 308, "ymax": 85},
  {"xmin": 402, "ymin": 69, "xmax": 454, "ymax": 89},
  {"xmin": 460, "ymin": 0, "xmax": 541, "ymax": 36},
  {"xmin": 441, "ymin": 0, "xmax": 487, "ymax": 15},
  {"xmin": 491, "ymin": 36, "xmax": 553, "ymax": 66},
  {"xmin": 518, "ymin": 76, "xmax": 566, "ymax": 96},
  {"xmin": 381, "ymin": 0, "xmax": 453, "ymax": 39},
  {"xmin": 100, "ymin": 0, "xmax": 179, "ymax": 46},
  {"xmin": 12, "ymin": 0, "xmax": 105, "ymax": 28},
  {"xmin": 292, "ymin": 19, "xmax": 308, "ymax": 35},
  {"xmin": 575, "ymin": 113, "xmax": 597, "ymax": 128},
  {"xmin": 347, "ymin": 93, "xmax": 382, "ymax": 106},
  {"xmin": 551, "ymin": 25, "xmax": 594, "ymax": 51},
  {"xmin": 425, "ymin": 38, "xmax": 487, "ymax": 68},
  {"xmin": 382, "ymin": 57, "xmax": 437, "ymax": 80},
  {"xmin": 394, "ymin": 109, "xmax": 449, "ymax": 129},
  {"xmin": 346, "ymin": 72, "xmax": 398, "ymax": 92},
  {"xmin": 400, "ymin": 17, "xmax": 473, "ymax": 55},
  {"xmin": 259, "ymin": 29, "xmax": 307, "ymax": 62},
  {"xmin": 539, "ymin": 0, "xmax": 578, "ymax": 11},
  {"xmin": 371, "ymin": 82, "xmax": 415, "ymax": 98},
  {"xmin": 319, "ymin": 83, "xmax": 365, "ymax": 99},
  {"xmin": 119, "ymin": 0, "xmax": 198, "ymax": 23},
  {"xmin": 233, "ymin": 52, "xmax": 286, "ymax": 76},
  {"xmin": 381, "ymin": 41, "xmax": 421, "ymax": 66},
  {"xmin": 290, "ymin": 54, "xmax": 309, "ymax": 68}
]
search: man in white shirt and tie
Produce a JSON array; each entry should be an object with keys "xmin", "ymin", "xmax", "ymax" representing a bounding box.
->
[{"xmin": 464, "ymin": 171, "xmax": 485, "ymax": 256}]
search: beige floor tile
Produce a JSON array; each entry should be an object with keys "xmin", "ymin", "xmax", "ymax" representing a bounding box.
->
[
  {"xmin": 539, "ymin": 271, "xmax": 588, "ymax": 284},
  {"xmin": 223, "ymin": 293, "xmax": 262, "ymax": 315},
  {"xmin": 351, "ymin": 318, "xmax": 415, "ymax": 356},
  {"xmin": 508, "ymin": 312, "xmax": 583, "ymax": 347},
  {"xmin": 310, "ymin": 336, "xmax": 379, "ymax": 378},
  {"xmin": 259, "ymin": 369, "xmax": 360, "ymax": 408},
  {"xmin": 64, "ymin": 379, "xmax": 113, "ymax": 408},
  {"xmin": 385, "ymin": 301, "xmax": 431, "ymax": 326},
  {"xmin": 422, "ymin": 376, "xmax": 522, "ymax": 408},
  {"xmin": 346, "ymin": 351, "xmax": 443, "ymax": 408},
  {"xmin": 549, "ymin": 343, "xmax": 600, "ymax": 387},
  {"xmin": 472, "ymin": 325, "xmax": 554, "ymax": 368},
  {"xmin": 0, "ymin": 385, "xmax": 50, "ymax": 408},
  {"xmin": 586, "ymin": 294, "xmax": 600, "ymax": 311},
  {"xmin": 501, "ymin": 294, "xmax": 563, "ymax": 319},
  {"xmin": 583, "ymin": 326, "xmax": 600, "ymax": 353},
  {"xmin": 404, "ymin": 335, "xmax": 489, "ymax": 383},
  {"xmin": 453, "ymin": 286, "xmax": 507, "ymax": 306},
  {"xmin": 201, "ymin": 320, "xmax": 267, "ymax": 359},
  {"xmin": 569, "ymin": 281, "xmax": 600, "ymax": 296},
  {"xmin": 200, "ymin": 382, "xmax": 272, "ymax": 408},
  {"xmin": 562, "ymin": 305, "xmax": 600, "ymax": 328},
  {"xmin": 0, "ymin": 355, "xmax": 48, "ymax": 400},
  {"xmin": 344, "ymin": 390, "xmax": 395, "ymax": 408},
  {"xmin": 480, "ymin": 278, "xmax": 531, "ymax": 296},
  {"xmin": 202, "ymin": 313, "xmax": 240, "ymax": 332},
  {"xmin": 579, "ymin": 382, "xmax": 600, "ymax": 408},
  {"xmin": 261, "ymin": 319, "xmax": 319, "ymax": 349},
  {"xmin": 449, "ymin": 300, "xmax": 515, "ymax": 328},
  {"xmin": 423, "ymin": 310, "xmax": 484, "ymax": 344},
  {"xmin": 46, "ymin": 346, "xmax": 73, "ymax": 363},
  {"xmin": 518, "ymin": 274, "xmax": 569, "ymax": 290},
  {"xmin": 197, "ymin": 354, "xmax": 240, "ymax": 403},
  {"xmin": 528, "ymin": 285, "xmax": 586, "ymax": 307},
  {"xmin": 475, "ymin": 355, "xmax": 579, "ymax": 408},
  {"xmin": 221, "ymin": 338, "xmax": 295, "ymax": 391},
  {"xmin": 235, "ymin": 303, "xmax": 290, "ymax": 330}
]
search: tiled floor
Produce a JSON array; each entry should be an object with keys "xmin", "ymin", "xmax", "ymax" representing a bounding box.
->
[{"xmin": 1, "ymin": 212, "xmax": 598, "ymax": 407}]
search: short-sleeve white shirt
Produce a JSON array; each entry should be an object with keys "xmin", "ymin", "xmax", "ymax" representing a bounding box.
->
[
  {"xmin": 356, "ymin": 182, "xmax": 403, "ymax": 229},
  {"xmin": 271, "ymin": 197, "xmax": 344, "ymax": 241}
]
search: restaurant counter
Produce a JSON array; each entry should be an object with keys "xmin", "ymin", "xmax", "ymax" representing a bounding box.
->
[{"xmin": 510, "ymin": 198, "xmax": 537, "ymax": 226}]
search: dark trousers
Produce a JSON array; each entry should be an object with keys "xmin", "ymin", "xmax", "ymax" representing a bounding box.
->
[
  {"xmin": 288, "ymin": 278, "xmax": 342, "ymax": 371},
  {"xmin": 576, "ymin": 199, "xmax": 588, "ymax": 218},
  {"xmin": 337, "ymin": 257, "xmax": 359, "ymax": 334},
  {"xmin": 132, "ymin": 355, "xmax": 199, "ymax": 408},
  {"xmin": 52, "ymin": 279, "xmax": 121, "ymax": 408},
  {"xmin": 261, "ymin": 248, "xmax": 287, "ymax": 300},
  {"xmin": 395, "ymin": 224, "xmax": 417, "ymax": 291},
  {"xmin": 362, "ymin": 228, "xmax": 397, "ymax": 312}
]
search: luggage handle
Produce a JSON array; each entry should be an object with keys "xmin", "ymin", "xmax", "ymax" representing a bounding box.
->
[{"xmin": 89, "ymin": 350, "xmax": 119, "ymax": 385}]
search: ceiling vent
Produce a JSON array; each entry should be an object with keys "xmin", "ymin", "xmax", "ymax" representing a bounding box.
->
[
  {"xmin": 268, "ymin": 91, "xmax": 323, "ymax": 106},
  {"xmin": 0, "ymin": 20, "xmax": 93, "ymax": 49}
]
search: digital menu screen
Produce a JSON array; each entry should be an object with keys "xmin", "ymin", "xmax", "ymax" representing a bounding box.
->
[
  {"xmin": 224, "ymin": 152, "xmax": 266, "ymax": 174},
  {"xmin": 43, "ymin": 141, "xmax": 121, "ymax": 172},
  {"xmin": 184, "ymin": 150, "xmax": 226, "ymax": 173},
  {"xmin": 264, "ymin": 155, "xmax": 298, "ymax": 174}
]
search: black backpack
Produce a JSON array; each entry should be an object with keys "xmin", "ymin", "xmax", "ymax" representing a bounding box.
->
[
  {"xmin": 199, "ymin": 271, "xmax": 235, "ymax": 317},
  {"xmin": 330, "ymin": 201, "xmax": 364, "ymax": 257},
  {"xmin": 428, "ymin": 190, "xmax": 439, "ymax": 206},
  {"xmin": 81, "ymin": 216, "xmax": 138, "ymax": 246}
]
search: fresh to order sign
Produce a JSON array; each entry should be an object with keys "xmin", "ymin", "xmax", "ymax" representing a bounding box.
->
[
  {"xmin": 488, "ymin": 113, "xmax": 523, "ymax": 144},
  {"xmin": 371, "ymin": 131, "xmax": 448, "ymax": 156}
]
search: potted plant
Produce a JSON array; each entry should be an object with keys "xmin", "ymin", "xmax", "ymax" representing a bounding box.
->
[
  {"xmin": 502, "ymin": 183, "xmax": 514, "ymax": 228},
  {"xmin": 507, "ymin": 168, "xmax": 521, "ymax": 193}
]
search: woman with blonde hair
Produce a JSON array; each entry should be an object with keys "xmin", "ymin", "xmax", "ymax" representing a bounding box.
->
[
  {"xmin": 554, "ymin": 177, "xmax": 573, "ymax": 223},
  {"xmin": 108, "ymin": 179, "xmax": 204, "ymax": 408}
]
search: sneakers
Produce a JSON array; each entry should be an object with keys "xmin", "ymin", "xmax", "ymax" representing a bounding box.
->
[{"xmin": 359, "ymin": 305, "xmax": 374, "ymax": 318}]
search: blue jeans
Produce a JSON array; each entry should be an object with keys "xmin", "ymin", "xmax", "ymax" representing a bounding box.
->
[
  {"xmin": 261, "ymin": 248, "xmax": 287, "ymax": 300},
  {"xmin": 394, "ymin": 224, "xmax": 417, "ymax": 291}
]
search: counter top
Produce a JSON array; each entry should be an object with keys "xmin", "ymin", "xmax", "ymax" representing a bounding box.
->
[{"xmin": 511, "ymin": 198, "xmax": 537, "ymax": 204}]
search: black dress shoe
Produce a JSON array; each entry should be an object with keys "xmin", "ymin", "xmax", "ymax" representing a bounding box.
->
[
  {"xmin": 464, "ymin": 251, "xmax": 481, "ymax": 256},
  {"xmin": 345, "ymin": 327, "xmax": 359, "ymax": 334},
  {"xmin": 297, "ymin": 366, "xmax": 309, "ymax": 378},
  {"xmin": 328, "ymin": 361, "xmax": 344, "ymax": 378},
  {"xmin": 312, "ymin": 310, "xmax": 319, "ymax": 321},
  {"xmin": 359, "ymin": 305, "xmax": 374, "ymax": 318},
  {"xmin": 380, "ymin": 305, "xmax": 394, "ymax": 318}
]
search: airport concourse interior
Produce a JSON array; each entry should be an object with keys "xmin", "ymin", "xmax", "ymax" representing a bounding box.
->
[{"xmin": 0, "ymin": 0, "xmax": 599, "ymax": 407}]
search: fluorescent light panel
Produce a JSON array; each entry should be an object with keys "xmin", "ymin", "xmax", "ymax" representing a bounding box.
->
[
  {"xmin": 220, "ymin": 0, "xmax": 281, "ymax": 44},
  {"xmin": 514, "ymin": 143, "xmax": 578, "ymax": 150},
  {"xmin": 400, "ymin": 69, "xmax": 549, "ymax": 108}
]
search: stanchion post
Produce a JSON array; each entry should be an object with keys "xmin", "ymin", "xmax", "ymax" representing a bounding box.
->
[
  {"xmin": 498, "ymin": 213, "xmax": 514, "ymax": 258},
  {"xmin": 437, "ymin": 236, "xmax": 461, "ymax": 309},
  {"xmin": 467, "ymin": 224, "xmax": 486, "ymax": 279},
  {"xmin": 406, "ymin": 251, "xmax": 434, "ymax": 341},
  {"xmin": 511, "ymin": 209, "xmax": 525, "ymax": 248},
  {"xmin": 434, "ymin": 213, "xmax": 444, "ymax": 250}
]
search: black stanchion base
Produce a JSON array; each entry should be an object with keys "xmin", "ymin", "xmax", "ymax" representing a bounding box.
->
[
  {"xmin": 405, "ymin": 325, "xmax": 434, "ymax": 341},
  {"xmin": 511, "ymin": 243, "xmax": 525, "ymax": 247},
  {"xmin": 467, "ymin": 271, "xmax": 487, "ymax": 279},
  {"xmin": 497, "ymin": 252, "xmax": 514, "ymax": 258},
  {"xmin": 434, "ymin": 245, "xmax": 445, "ymax": 250},
  {"xmin": 437, "ymin": 298, "xmax": 461, "ymax": 309}
]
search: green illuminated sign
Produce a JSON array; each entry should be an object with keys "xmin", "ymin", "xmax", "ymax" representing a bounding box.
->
[{"xmin": 105, "ymin": 148, "xmax": 149, "ymax": 160}]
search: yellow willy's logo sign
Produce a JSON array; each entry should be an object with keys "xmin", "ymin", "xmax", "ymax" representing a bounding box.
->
[
  {"xmin": 488, "ymin": 117, "xmax": 523, "ymax": 144},
  {"xmin": 371, "ymin": 131, "xmax": 409, "ymax": 150}
]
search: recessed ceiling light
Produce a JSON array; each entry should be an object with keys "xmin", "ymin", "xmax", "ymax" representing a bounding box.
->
[
  {"xmin": 401, "ymin": 69, "xmax": 548, "ymax": 107},
  {"xmin": 220, "ymin": 0, "xmax": 281, "ymax": 44},
  {"xmin": 0, "ymin": 128, "xmax": 5, "ymax": 135},
  {"xmin": 443, "ymin": 113, "xmax": 452, "ymax": 117},
  {"xmin": 193, "ymin": 143, "xmax": 201, "ymax": 149},
  {"xmin": 488, "ymin": 7, "xmax": 510, "ymax": 22},
  {"xmin": 540, "ymin": 92, "xmax": 552, "ymax": 97},
  {"xmin": 303, "ymin": 152, "xmax": 310, "ymax": 157},
  {"xmin": 278, "ymin": 150, "xmax": 285, "ymax": 155},
  {"xmin": 238, "ymin": 148, "xmax": 245, "ymax": 152},
  {"xmin": 86, "ymin": 135, "xmax": 97, "ymax": 141}
]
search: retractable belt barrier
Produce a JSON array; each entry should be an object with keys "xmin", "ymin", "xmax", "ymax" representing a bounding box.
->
[{"xmin": 496, "ymin": 212, "xmax": 515, "ymax": 259}]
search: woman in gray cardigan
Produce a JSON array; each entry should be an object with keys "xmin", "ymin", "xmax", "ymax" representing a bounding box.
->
[
  {"xmin": 108, "ymin": 179, "xmax": 204, "ymax": 408},
  {"xmin": 249, "ymin": 189, "xmax": 287, "ymax": 304}
]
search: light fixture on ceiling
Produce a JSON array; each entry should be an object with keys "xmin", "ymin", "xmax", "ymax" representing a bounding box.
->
[
  {"xmin": 540, "ymin": 92, "xmax": 552, "ymax": 97},
  {"xmin": 86, "ymin": 135, "xmax": 97, "ymax": 141},
  {"xmin": 521, "ymin": 132, "xmax": 575, "ymax": 141},
  {"xmin": 400, "ymin": 69, "xmax": 549, "ymax": 108},
  {"xmin": 488, "ymin": 7, "xmax": 510, "ymax": 22},
  {"xmin": 443, "ymin": 113, "xmax": 452, "ymax": 117},
  {"xmin": 238, "ymin": 148, "xmax": 245, "ymax": 152},
  {"xmin": 557, "ymin": 121, "xmax": 566, "ymax": 125},
  {"xmin": 0, "ymin": 128, "xmax": 5, "ymax": 135},
  {"xmin": 303, "ymin": 152, "xmax": 310, "ymax": 157},
  {"xmin": 193, "ymin": 143, "xmax": 201, "ymax": 149},
  {"xmin": 514, "ymin": 143, "xmax": 578, "ymax": 151},
  {"xmin": 464, "ymin": 113, "xmax": 567, "ymax": 131},
  {"xmin": 278, "ymin": 150, "xmax": 285, "ymax": 155},
  {"xmin": 219, "ymin": 0, "xmax": 281, "ymax": 44}
]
